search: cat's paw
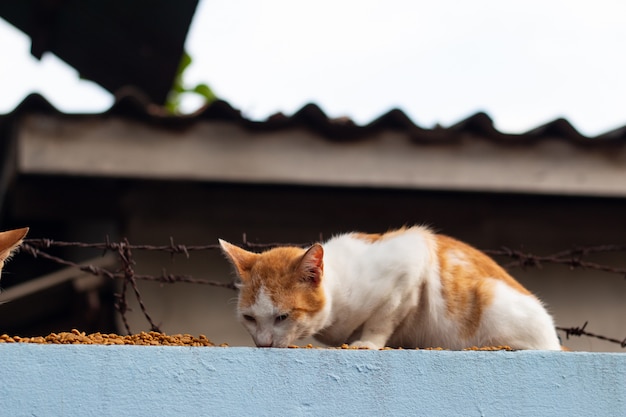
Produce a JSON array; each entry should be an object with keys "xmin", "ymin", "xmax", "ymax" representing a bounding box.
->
[{"xmin": 349, "ymin": 340, "xmax": 380, "ymax": 350}]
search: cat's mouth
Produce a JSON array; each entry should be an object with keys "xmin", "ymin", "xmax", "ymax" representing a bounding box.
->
[{"xmin": 253, "ymin": 337, "xmax": 293, "ymax": 348}]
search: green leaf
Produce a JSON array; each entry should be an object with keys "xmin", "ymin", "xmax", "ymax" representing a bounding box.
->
[
  {"xmin": 190, "ymin": 83, "xmax": 217, "ymax": 102},
  {"xmin": 178, "ymin": 52, "xmax": 193, "ymax": 74},
  {"xmin": 165, "ymin": 51, "xmax": 218, "ymax": 113}
]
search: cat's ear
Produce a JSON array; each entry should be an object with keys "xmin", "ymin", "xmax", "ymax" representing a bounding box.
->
[
  {"xmin": 298, "ymin": 243, "xmax": 324, "ymax": 286},
  {"xmin": 219, "ymin": 239, "xmax": 258, "ymax": 281},
  {"xmin": 0, "ymin": 227, "xmax": 29, "ymax": 262}
]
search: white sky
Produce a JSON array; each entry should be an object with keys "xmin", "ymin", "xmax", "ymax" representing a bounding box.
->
[{"xmin": 2, "ymin": 0, "xmax": 626, "ymax": 135}]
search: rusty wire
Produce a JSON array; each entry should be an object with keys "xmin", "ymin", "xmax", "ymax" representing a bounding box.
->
[
  {"xmin": 15, "ymin": 237, "xmax": 626, "ymax": 347},
  {"xmin": 556, "ymin": 322, "xmax": 626, "ymax": 348},
  {"xmin": 484, "ymin": 245, "xmax": 626, "ymax": 277}
]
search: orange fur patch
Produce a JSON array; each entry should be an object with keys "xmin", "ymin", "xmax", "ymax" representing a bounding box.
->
[
  {"xmin": 0, "ymin": 227, "xmax": 29, "ymax": 263},
  {"xmin": 436, "ymin": 234, "xmax": 531, "ymax": 339},
  {"xmin": 352, "ymin": 227, "xmax": 409, "ymax": 244},
  {"xmin": 352, "ymin": 233, "xmax": 384, "ymax": 243}
]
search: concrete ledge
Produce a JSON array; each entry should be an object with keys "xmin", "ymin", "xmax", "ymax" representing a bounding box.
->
[{"xmin": 1, "ymin": 345, "xmax": 624, "ymax": 416}]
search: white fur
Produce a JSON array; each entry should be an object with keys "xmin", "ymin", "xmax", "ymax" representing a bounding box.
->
[
  {"xmin": 240, "ymin": 287, "xmax": 280, "ymax": 347},
  {"xmin": 312, "ymin": 227, "xmax": 560, "ymax": 350}
]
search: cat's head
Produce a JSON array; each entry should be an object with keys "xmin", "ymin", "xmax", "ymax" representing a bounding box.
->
[
  {"xmin": 219, "ymin": 240, "xmax": 327, "ymax": 348},
  {"xmin": 0, "ymin": 227, "xmax": 29, "ymax": 279}
]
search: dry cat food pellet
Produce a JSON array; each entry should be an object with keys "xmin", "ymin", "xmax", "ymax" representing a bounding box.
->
[
  {"xmin": 0, "ymin": 330, "xmax": 217, "ymax": 346},
  {"xmin": 463, "ymin": 345, "xmax": 513, "ymax": 351}
]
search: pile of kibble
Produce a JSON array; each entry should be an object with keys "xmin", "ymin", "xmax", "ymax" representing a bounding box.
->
[
  {"xmin": 0, "ymin": 329, "xmax": 513, "ymax": 350},
  {"xmin": 0, "ymin": 329, "xmax": 218, "ymax": 346}
]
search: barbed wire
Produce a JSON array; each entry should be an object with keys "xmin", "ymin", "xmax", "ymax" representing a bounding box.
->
[
  {"xmin": 14, "ymin": 236, "xmax": 626, "ymax": 348},
  {"xmin": 557, "ymin": 322, "xmax": 626, "ymax": 348},
  {"xmin": 484, "ymin": 245, "xmax": 626, "ymax": 277}
]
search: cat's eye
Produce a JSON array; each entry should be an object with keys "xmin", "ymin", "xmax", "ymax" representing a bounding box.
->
[
  {"xmin": 275, "ymin": 314, "xmax": 289, "ymax": 323},
  {"xmin": 243, "ymin": 314, "xmax": 256, "ymax": 323}
]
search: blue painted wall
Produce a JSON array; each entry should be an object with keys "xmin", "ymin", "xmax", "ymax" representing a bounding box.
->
[{"xmin": 0, "ymin": 345, "xmax": 624, "ymax": 416}]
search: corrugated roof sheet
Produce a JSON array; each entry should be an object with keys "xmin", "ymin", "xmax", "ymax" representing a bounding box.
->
[
  {"xmin": 2, "ymin": 91, "xmax": 626, "ymax": 147},
  {"xmin": 0, "ymin": 1, "xmax": 199, "ymax": 105}
]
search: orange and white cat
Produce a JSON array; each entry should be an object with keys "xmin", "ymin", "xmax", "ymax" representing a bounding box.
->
[
  {"xmin": 0, "ymin": 228, "xmax": 28, "ymax": 279},
  {"xmin": 220, "ymin": 226, "xmax": 561, "ymax": 350}
]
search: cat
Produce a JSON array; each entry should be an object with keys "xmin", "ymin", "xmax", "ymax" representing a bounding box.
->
[
  {"xmin": 219, "ymin": 226, "xmax": 562, "ymax": 350},
  {"xmin": 0, "ymin": 228, "xmax": 28, "ymax": 280}
]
